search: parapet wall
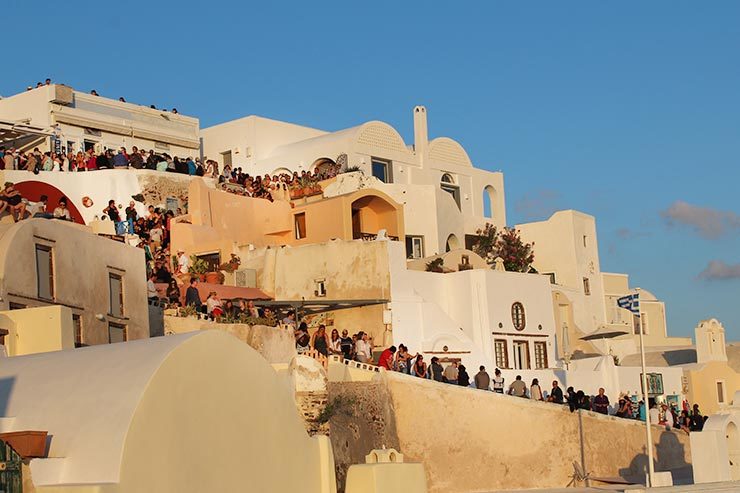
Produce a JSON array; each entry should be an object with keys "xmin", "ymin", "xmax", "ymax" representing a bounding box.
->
[
  {"xmin": 384, "ymin": 372, "xmax": 692, "ymax": 492},
  {"xmin": 328, "ymin": 371, "xmax": 693, "ymax": 493}
]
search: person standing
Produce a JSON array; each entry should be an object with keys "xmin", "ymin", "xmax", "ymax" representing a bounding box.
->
[
  {"xmin": 592, "ymin": 388, "xmax": 610, "ymax": 414},
  {"xmin": 474, "ymin": 365, "xmax": 491, "ymax": 390},
  {"xmin": 310, "ymin": 324, "xmax": 331, "ymax": 357},
  {"xmin": 377, "ymin": 346, "xmax": 396, "ymax": 370},
  {"xmin": 125, "ymin": 201, "xmax": 138, "ymax": 234},
  {"xmin": 339, "ymin": 330, "xmax": 354, "ymax": 360},
  {"xmin": 355, "ymin": 331, "xmax": 372, "ymax": 363},
  {"xmin": 185, "ymin": 278, "xmax": 202, "ymax": 311}
]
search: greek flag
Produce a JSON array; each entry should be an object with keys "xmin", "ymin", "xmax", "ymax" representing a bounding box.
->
[{"xmin": 617, "ymin": 293, "xmax": 640, "ymax": 316}]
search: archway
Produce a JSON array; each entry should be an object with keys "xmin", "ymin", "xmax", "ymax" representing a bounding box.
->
[
  {"xmin": 351, "ymin": 194, "xmax": 401, "ymax": 240},
  {"xmin": 483, "ymin": 185, "xmax": 496, "ymax": 218},
  {"xmin": 310, "ymin": 158, "xmax": 337, "ymax": 178},
  {"xmin": 445, "ymin": 234, "xmax": 460, "ymax": 252}
]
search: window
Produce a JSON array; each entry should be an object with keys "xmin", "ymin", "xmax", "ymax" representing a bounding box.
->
[
  {"xmin": 544, "ymin": 272, "xmax": 557, "ymax": 284},
  {"xmin": 8, "ymin": 303, "xmax": 26, "ymax": 310},
  {"xmin": 513, "ymin": 341, "xmax": 530, "ymax": 370},
  {"xmin": 717, "ymin": 381, "xmax": 725, "ymax": 404},
  {"xmin": 583, "ymin": 235, "xmax": 587, "ymax": 247},
  {"xmin": 35, "ymin": 244, "xmax": 54, "ymax": 300},
  {"xmin": 221, "ymin": 150, "xmax": 232, "ymax": 167},
  {"xmin": 405, "ymin": 235, "xmax": 424, "ymax": 259},
  {"xmin": 314, "ymin": 279, "xmax": 326, "ymax": 297},
  {"xmin": 583, "ymin": 277, "xmax": 591, "ymax": 296},
  {"xmin": 109, "ymin": 273, "xmax": 124, "ymax": 318},
  {"xmin": 165, "ymin": 197, "xmax": 179, "ymax": 213},
  {"xmin": 640, "ymin": 312, "xmax": 649, "ymax": 335},
  {"xmin": 196, "ymin": 252, "xmax": 221, "ymax": 272},
  {"xmin": 73, "ymin": 314, "xmax": 84, "ymax": 348},
  {"xmin": 294, "ymin": 213, "xmax": 307, "ymax": 240},
  {"xmin": 534, "ymin": 342, "xmax": 548, "ymax": 369},
  {"xmin": 511, "ymin": 302, "xmax": 526, "ymax": 331},
  {"xmin": 494, "ymin": 339, "xmax": 509, "ymax": 369},
  {"xmin": 371, "ymin": 158, "xmax": 392, "ymax": 183},
  {"xmin": 633, "ymin": 314, "xmax": 643, "ymax": 335},
  {"xmin": 108, "ymin": 322, "xmax": 127, "ymax": 343},
  {"xmin": 440, "ymin": 173, "xmax": 461, "ymax": 209}
]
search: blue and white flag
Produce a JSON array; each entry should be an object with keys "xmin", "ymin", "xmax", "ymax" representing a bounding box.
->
[{"xmin": 617, "ymin": 293, "xmax": 640, "ymax": 316}]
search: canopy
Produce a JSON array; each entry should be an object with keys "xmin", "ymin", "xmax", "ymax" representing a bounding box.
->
[{"xmin": 580, "ymin": 325, "xmax": 631, "ymax": 341}]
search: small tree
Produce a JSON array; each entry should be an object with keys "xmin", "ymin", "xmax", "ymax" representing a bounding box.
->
[{"xmin": 470, "ymin": 223, "xmax": 535, "ymax": 273}]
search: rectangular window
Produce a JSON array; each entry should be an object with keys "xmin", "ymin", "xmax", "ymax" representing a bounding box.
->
[
  {"xmin": 583, "ymin": 235, "xmax": 587, "ymax": 247},
  {"xmin": 371, "ymin": 158, "xmax": 392, "ymax": 183},
  {"xmin": 109, "ymin": 273, "xmax": 124, "ymax": 318},
  {"xmin": 315, "ymin": 279, "xmax": 326, "ymax": 297},
  {"xmin": 294, "ymin": 213, "xmax": 307, "ymax": 240},
  {"xmin": 513, "ymin": 340, "xmax": 530, "ymax": 370},
  {"xmin": 544, "ymin": 272, "xmax": 556, "ymax": 284},
  {"xmin": 583, "ymin": 277, "xmax": 590, "ymax": 296},
  {"xmin": 108, "ymin": 322, "xmax": 127, "ymax": 343},
  {"xmin": 35, "ymin": 244, "xmax": 54, "ymax": 300},
  {"xmin": 405, "ymin": 235, "xmax": 424, "ymax": 259},
  {"xmin": 73, "ymin": 314, "xmax": 83, "ymax": 348},
  {"xmin": 196, "ymin": 252, "xmax": 221, "ymax": 272},
  {"xmin": 717, "ymin": 381, "xmax": 725, "ymax": 404},
  {"xmin": 641, "ymin": 312, "xmax": 649, "ymax": 335},
  {"xmin": 494, "ymin": 339, "xmax": 509, "ymax": 369},
  {"xmin": 534, "ymin": 341, "xmax": 548, "ymax": 369},
  {"xmin": 8, "ymin": 302, "xmax": 26, "ymax": 310}
]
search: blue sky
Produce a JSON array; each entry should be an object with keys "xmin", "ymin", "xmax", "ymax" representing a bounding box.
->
[{"xmin": 5, "ymin": 1, "xmax": 739, "ymax": 339}]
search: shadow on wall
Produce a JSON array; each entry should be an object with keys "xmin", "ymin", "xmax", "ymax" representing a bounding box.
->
[
  {"xmin": 619, "ymin": 431, "xmax": 693, "ymax": 485},
  {"xmin": 0, "ymin": 377, "xmax": 14, "ymax": 417}
]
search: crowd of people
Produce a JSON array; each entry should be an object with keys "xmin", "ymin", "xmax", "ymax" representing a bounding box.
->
[{"xmin": 290, "ymin": 332, "xmax": 710, "ymax": 435}]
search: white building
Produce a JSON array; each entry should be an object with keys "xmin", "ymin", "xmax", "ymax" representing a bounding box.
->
[
  {"xmin": 0, "ymin": 84, "xmax": 200, "ymax": 157},
  {"xmin": 201, "ymin": 106, "xmax": 506, "ymax": 257}
]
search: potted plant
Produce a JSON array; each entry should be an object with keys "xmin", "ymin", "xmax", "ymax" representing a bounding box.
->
[
  {"xmin": 204, "ymin": 271, "xmax": 225, "ymax": 284},
  {"xmin": 188, "ymin": 256, "xmax": 208, "ymax": 281},
  {"xmin": 425, "ymin": 258, "xmax": 445, "ymax": 273}
]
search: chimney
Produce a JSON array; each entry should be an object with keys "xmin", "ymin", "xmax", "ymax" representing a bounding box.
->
[{"xmin": 413, "ymin": 105, "xmax": 428, "ymax": 166}]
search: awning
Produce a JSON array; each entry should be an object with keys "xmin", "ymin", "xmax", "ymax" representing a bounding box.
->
[
  {"xmin": 156, "ymin": 282, "xmax": 272, "ymax": 303},
  {"xmin": 257, "ymin": 299, "xmax": 388, "ymax": 316},
  {"xmin": 0, "ymin": 119, "xmax": 55, "ymax": 146}
]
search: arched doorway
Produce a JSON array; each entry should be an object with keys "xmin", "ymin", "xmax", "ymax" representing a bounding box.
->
[
  {"xmin": 445, "ymin": 234, "xmax": 460, "ymax": 252},
  {"xmin": 351, "ymin": 194, "xmax": 401, "ymax": 240},
  {"xmin": 483, "ymin": 185, "xmax": 496, "ymax": 218}
]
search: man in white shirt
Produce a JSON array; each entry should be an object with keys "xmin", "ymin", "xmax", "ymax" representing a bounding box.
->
[
  {"xmin": 147, "ymin": 272, "xmax": 159, "ymax": 301},
  {"xmin": 177, "ymin": 249, "xmax": 190, "ymax": 275},
  {"xmin": 355, "ymin": 331, "xmax": 373, "ymax": 363},
  {"xmin": 29, "ymin": 194, "xmax": 52, "ymax": 218}
]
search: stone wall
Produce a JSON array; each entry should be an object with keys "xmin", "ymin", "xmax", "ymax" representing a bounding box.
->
[
  {"xmin": 384, "ymin": 372, "xmax": 693, "ymax": 492},
  {"xmin": 327, "ymin": 381, "xmax": 401, "ymax": 493}
]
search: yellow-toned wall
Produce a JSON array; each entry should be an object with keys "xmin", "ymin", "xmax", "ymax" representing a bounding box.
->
[
  {"xmin": 173, "ymin": 180, "xmax": 405, "ymax": 267},
  {"xmin": 0, "ymin": 305, "xmax": 74, "ymax": 356},
  {"xmin": 685, "ymin": 362, "xmax": 740, "ymax": 416},
  {"xmin": 116, "ymin": 332, "xmax": 337, "ymax": 493}
]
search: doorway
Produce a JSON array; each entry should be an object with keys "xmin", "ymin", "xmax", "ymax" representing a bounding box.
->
[{"xmin": 513, "ymin": 340, "xmax": 530, "ymax": 370}]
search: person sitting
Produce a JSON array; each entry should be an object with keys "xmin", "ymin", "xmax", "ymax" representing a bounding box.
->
[
  {"xmin": 430, "ymin": 357, "xmax": 444, "ymax": 382},
  {"xmin": 443, "ymin": 361, "xmax": 459, "ymax": 385},
  {"xmin": 474, "ymin": 365, "xmax": 491, "ymax": 390},
  {"xmin": 413, "ymin": 355, "xmax": 428, "ymax": 378},
  {"xmin": 205, "ymin": 291, "xmax": 223, "ymax": 320},
  {"xmin": 29, "ymin": 194, "xmax": 53, "ymax": 218},
  {"xmin": 592, "ymin": 388, "xmax": 610, "ymax": 414},
  {"xmin": 547, "ymin": 380, "xmax": 564, "ymax": 404},
  {"xmin": 0, "ymin": 182, "xmax": 27, "ymax": 221},
  {"xmin": 147, "ymin": 272, "xmax": 160, "ymax": 302},
  {"xmin": 508, "ymin": 375, "xmax": 527, "ymax": 397},
  {"xmin": 457, "ymin": 364, "xmax": 470, "ymax": 386},
  {"xmin": 53, "ymin": 196, "xmax": 71, "ymax": 220}
]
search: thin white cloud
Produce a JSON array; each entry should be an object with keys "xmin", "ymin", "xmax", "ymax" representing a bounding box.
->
[
  {"xmin": 698, "ymin": 260, "xmax": 740, "ymax": 281},
  {"xmin": 661, "ymin": 201, "xmax": 740, "ymax": 240}
]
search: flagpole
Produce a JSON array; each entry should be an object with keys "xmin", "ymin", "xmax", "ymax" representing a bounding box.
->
[{"xmin": 636, "ymin": 288, "xmax": 655, "ymax": 487}]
